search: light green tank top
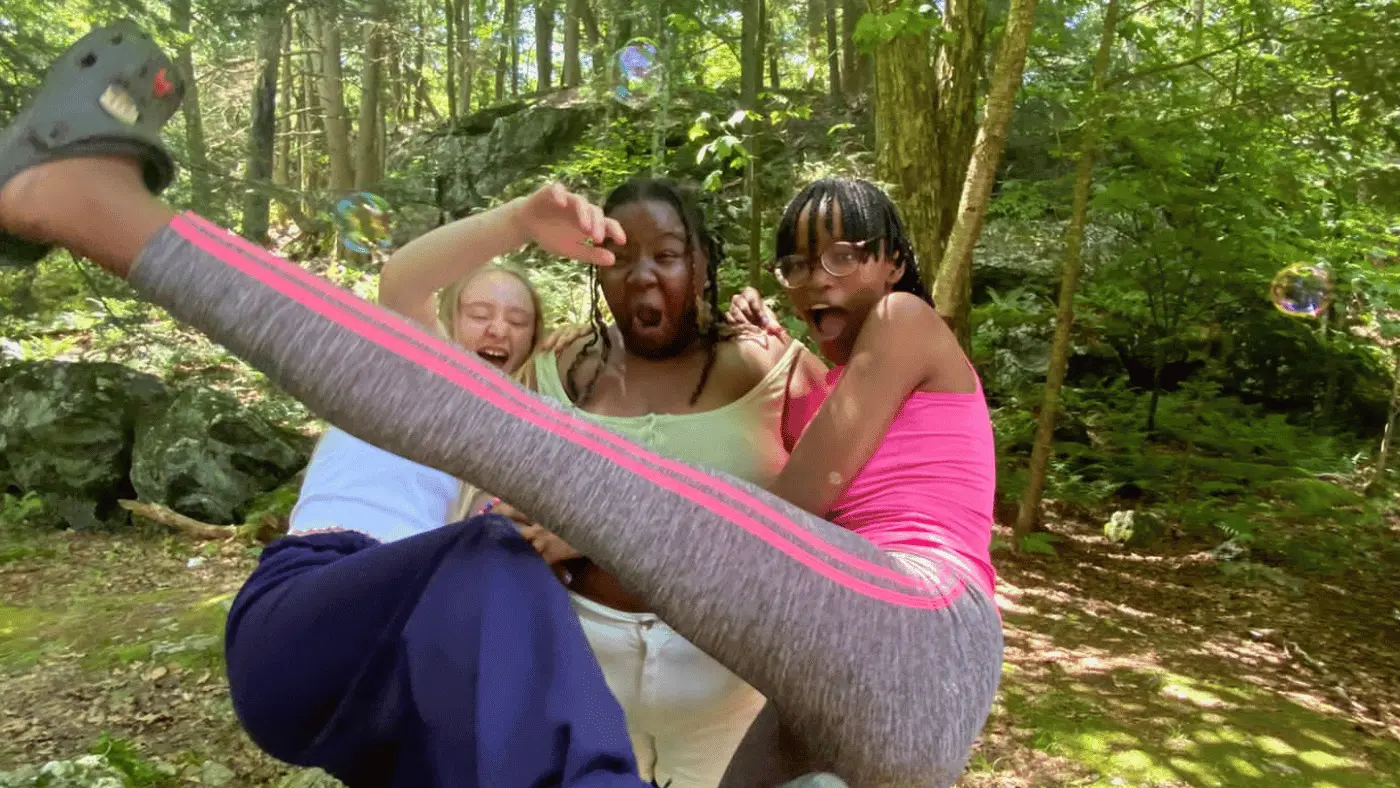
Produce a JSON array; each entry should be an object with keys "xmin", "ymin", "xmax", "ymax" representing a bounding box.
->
[{"xmin": 534, "ymin": 341, "xmax": 800, "ymax": 488}]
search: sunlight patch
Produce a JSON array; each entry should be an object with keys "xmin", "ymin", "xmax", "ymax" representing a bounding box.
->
[
  {"xmin": 1299, "ymin": 728, "xmax": 1344, "ymax": 750},
  {"xmin": 1298, "ymin": 749, "xmax": 1358, "ymax": 770},
  {"xmin": 1254, "ymin": 734, "xmax": 1297, "ymax": 756},
  {"xmin": 1168, "ymin": 757, "xmax": 1223, "ymax": 787},
  {"xmin": 195, "ymin": 592, "xmax": 234, "ymax": 610},
  {"xmin": 1226, "ymin": 755, "xmax": 1264, "ymax": 777},
  {"xmin": 1160, "ymin": 675, "xmax": 1234, "ymax": 709}
]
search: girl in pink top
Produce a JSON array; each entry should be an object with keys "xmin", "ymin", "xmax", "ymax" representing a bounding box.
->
[{"xmin": 737, "ymin": 177, "xmax": 1001, "ymax": 603}]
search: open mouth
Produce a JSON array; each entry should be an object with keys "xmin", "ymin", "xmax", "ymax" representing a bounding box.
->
[
  {"xmin": 634, "ymin": 304, "xmax": 664, "ymax": 330},
  {"xmin": 807, "ymin": 304, "xmax": 848, "ymax": 342},
  {"xmin": 476, "ymin": 347, "xmax": 511, "ymax": 368}
]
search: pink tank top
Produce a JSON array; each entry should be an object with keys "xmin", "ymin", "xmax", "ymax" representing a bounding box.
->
[{"xmin": 784, "ymin": 365, "xmax": 998, "ymax": 597}]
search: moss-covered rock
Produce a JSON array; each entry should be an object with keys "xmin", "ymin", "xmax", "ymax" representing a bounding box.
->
[
  {"xmin": 0, "ymin": 361, "xmax": 169, "ymax": 529},
  {"xmin": 0, "ymin": 755, "xmax": 124, "ymax": 788},
  {"xmin": 129, "ymin": 388, "xmax": 309, "ymax": 525}
]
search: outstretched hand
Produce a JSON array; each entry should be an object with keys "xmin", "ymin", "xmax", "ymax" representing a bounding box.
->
[{"xmin": 513, "ymin": 183, "xmax": 626, "ymax": 268}]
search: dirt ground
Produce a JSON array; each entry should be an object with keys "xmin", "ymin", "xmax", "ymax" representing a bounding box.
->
[{"xmin": 2, "ymin": 522, "xmax": 1398, "ymax": 787}]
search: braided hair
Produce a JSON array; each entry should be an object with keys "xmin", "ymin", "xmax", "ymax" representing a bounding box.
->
[
  {"xmin": 774, "ymin": 178, "xmax": 933, "ymax": 304},
  {"xmin": 564, "ymin": 177, "xmax": 726, "ymax": 406}
]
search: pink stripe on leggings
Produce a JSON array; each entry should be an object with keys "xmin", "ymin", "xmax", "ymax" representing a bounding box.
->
[
  {"xmin": 172, "ymin": 215, "xmax": 954, "ymax": 606},
  {"xmin": 178, "ymin": 215, "xmax": 930, "ymax": 591}
]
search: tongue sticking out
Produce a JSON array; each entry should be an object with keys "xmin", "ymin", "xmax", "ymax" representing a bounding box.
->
[{"xmin": 811, "ymin": 308, "xmax": 847, "ymax": 343}]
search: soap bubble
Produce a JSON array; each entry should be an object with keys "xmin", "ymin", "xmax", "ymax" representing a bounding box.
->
[
  {"xmin": 334, "ymin": 192, "xmax": 393, "ymax": 254},
  {"xmin": 613, "ymin": 39, "xmax": 660, "ymax": 109},
  {"xmin": 1269, "ymin": 263, "xmax": 1332, "ymax": 318}
]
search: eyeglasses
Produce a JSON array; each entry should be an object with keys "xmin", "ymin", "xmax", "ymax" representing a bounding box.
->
[{"xmin": 773, "ymin": 240, "xmax": 878, "ymax": 289}]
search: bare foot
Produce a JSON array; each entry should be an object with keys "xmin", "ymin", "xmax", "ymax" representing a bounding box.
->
[{"xmin": 0, "ymin": 156, "xmax": 147, "ymax": 243}]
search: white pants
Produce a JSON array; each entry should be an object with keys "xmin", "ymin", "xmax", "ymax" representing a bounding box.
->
[{"xmin": 570, "ymin": 592, "xmax": 767, "ymax": 788}]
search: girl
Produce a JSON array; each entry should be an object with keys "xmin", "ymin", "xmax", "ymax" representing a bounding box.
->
[
  {"xmin": 381, "ymin": 175, "xmax": 803, "ymax": 788},
  {"xmin": 0, "ymin": 25, "xmax": 999, "ymax": 787},
  {"xmin": 289, "ymin": 261, "xmax": 544, "ymax": 545}
]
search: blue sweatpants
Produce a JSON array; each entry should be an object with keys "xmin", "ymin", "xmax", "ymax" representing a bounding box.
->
[{"xmin": 224, "ymin": 515, "xmax": 647, "ymax": 788}]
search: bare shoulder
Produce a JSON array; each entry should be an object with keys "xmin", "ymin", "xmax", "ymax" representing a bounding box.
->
[
  {"xmin": 552, "ymin": 330, "xmax": 611, "ymax": 401},
  {"xmin": 726, "ymin": 325, "xmax": 793, "ymax": 372},
  {"xmin": 860, "ymin": 292, "xmax": 973, "ymax": 392}
]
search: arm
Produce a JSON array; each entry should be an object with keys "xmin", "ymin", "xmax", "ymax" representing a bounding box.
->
[
  {"xmin": 378, "ymin": 201, "xmax": 534, "ymax": 330},
  {"xmin": 770, "ymin": 293, "xmax": 951, "ymax": 516},
  {"xmin": 379, "ymin": 183, "xmax": 624, "ymax": 331}
]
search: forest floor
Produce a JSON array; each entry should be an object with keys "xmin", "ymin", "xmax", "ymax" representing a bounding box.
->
[{"xmin": 1, "ymin": 519, "xmax": 1398, "ymax": 787}]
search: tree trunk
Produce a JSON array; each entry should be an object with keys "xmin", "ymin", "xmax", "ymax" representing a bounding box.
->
[
  {"xmin": 931, "ymin": 0, "xmax": 986, "ymax": 268},
  {"xmin": 537, "ymin": 0, "xmax": 556, "ymax": 90},
  {"xmin": 1369, "ymin": 346, "xmax": 1400, "ymax": 493},
  {"xmin": 355, "ymin": 0, "xmax": 389, "ymax": 191},
  {"xmin": 1016, "ymin": 0, "xmax": 1120, "ymax": 540},
  {"xmin": 387, "ymin": 16, "xmax": 404, "ymax": 127},
  {"xmin": 742, "ymin": 0, "xmax": 761, "ymax": 102},
  {"xmin": 932, "ymin": 0, "xmax": 1039, "ymax": 350},
  {"xmin": 171, "ymin": 0, "xmax": 211, "ymax": 215},
  {"xmin": 1319, "ymin": 298, "xmax": 1344, "ymax": 426},
  {"xmin": 446, "ymin": 0, "xmax": 458, "ymax": 117},
  {"xmin": 824, "ymin": 0, "xmax": 842, "ymax": 100},
  {"xmin": 807, "ymin": 0, "xmax": 823, "ymax": 85},
  {"xmin": 611, "ymin": 16, "xmax": 634, "ymax": 83},
  {"xmin": 457, "ymin": 0, "xmax": 474, "ymax": 112},
  {"xmin": 495, "ymin": 37, "xmax": 507, "ymax": 100},
  {"xmin": 742, "ymin": 0, "xmax": 763, "ymax": 286},
  {"xmin": 275, "ymin": 17, "xmax": 294, "ymax": 190},
  {"xmin": 564, "ymin": 0, "xmax": 583, "ymax": 85},
  {"xmin": 840, "ymin": 0, "xmax": 867, "ymax": 96},
  {"xmin": 298, "ymin": 17, "xmax": 318, "ymax": 216},
  {"xmin": 1146, "ymin": 344, "xmax": 1164, "ymax": 432},
  {"xmin": 872, "ymin": 2, "xmax": 940, "ymax": 297},
  {"xmin": 241, "ymin": 1, "xmax": 289, "ymax": 244},
  {"xmin": 757, "ymin": 0, "xmax": 770, "ymax": 91},
  {"xmin": 766, "ymin": 0, "xmax": 780, "ymax": 89},
  {"xmin": 580, "ymin": 0, "xmax": 604, "ymax": 83},
  {"xmin": 314, "ymin": 4, "xmax": 355, "ymax": 193},
  {"xmin": 506, "ymin": 0, "xmax": 520, "ymax": 96},
  {"xmin": 408, "ymin": 2, "xmax": 425, "ymax": 121},
  {"xmin": 1193, "ymin": 0, "xmax": 1205, "ymax": 49}
]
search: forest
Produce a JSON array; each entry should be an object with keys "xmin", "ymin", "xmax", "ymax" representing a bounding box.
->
[{"xmin": 1, "ymin": 0, "xmax": 1398, "ymax": 785}]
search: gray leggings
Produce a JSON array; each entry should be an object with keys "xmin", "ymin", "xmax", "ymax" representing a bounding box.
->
[{"xmin": 129, "ymin": 214, "xmax": 1003, "ymax": 787}]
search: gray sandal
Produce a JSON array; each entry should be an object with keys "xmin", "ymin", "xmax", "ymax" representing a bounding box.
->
[{"xmin": 0, "ymin": 20, "xmax": 184, "ymax": 268}]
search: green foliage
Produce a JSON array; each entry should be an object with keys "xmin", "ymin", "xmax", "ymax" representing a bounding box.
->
[
  {"xmin": 1019, "ymin": 532, "xmax": 1059, "ymax": 555},
  {"xmin": 89, "ymin": 735, "xmax": 174, "ymax": 788},
  {"xmin": 852, "ymin": 0, "xmax": 944, "ymax": 49},
  {"xmin": 0, "ymin": 492, "xmax": 46, "ymax": 531}
]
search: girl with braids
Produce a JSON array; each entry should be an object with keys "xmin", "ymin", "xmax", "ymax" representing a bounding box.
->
[
  {"xmin": 0, "ymin": 25, "xmax": 998, "ymax": 788},
  {"xmin": 519, "ymin": 176, "xmax": 809, "ymax": 788}
]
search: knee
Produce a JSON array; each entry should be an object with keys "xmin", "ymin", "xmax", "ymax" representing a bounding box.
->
[
  {"xmin": 820, "ymin": 637, "xmax": 1001, "ymax": 786},
  {"xmin": 824, "ymin": 718, "xmax": 975, "ymax": 788}
]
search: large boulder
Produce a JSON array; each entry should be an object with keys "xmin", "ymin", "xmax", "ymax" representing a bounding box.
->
[
  {"xmin": 130, "ymin": 387, "xmax": 310, "ymax": 525},
  {"xmin": 0, "ymin": 360, "xmax": 169, "ymax": 529},
  {"xmin": 395, "ymin": 92, "xmax": 602, "ymax": 222}
]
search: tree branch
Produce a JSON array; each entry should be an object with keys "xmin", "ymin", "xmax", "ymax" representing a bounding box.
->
[{"xmin": 1109, "ymin": 10, "xmax": 1328, "ymax": 87}]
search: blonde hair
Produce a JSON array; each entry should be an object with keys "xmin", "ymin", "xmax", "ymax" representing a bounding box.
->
[
  {"xmin": 440, "ymin": 264, "xmax": 548, "ymax": 521},
  {"xmin": 437, "ymin": 262, "xmax": 547, "ymax": 354}
]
